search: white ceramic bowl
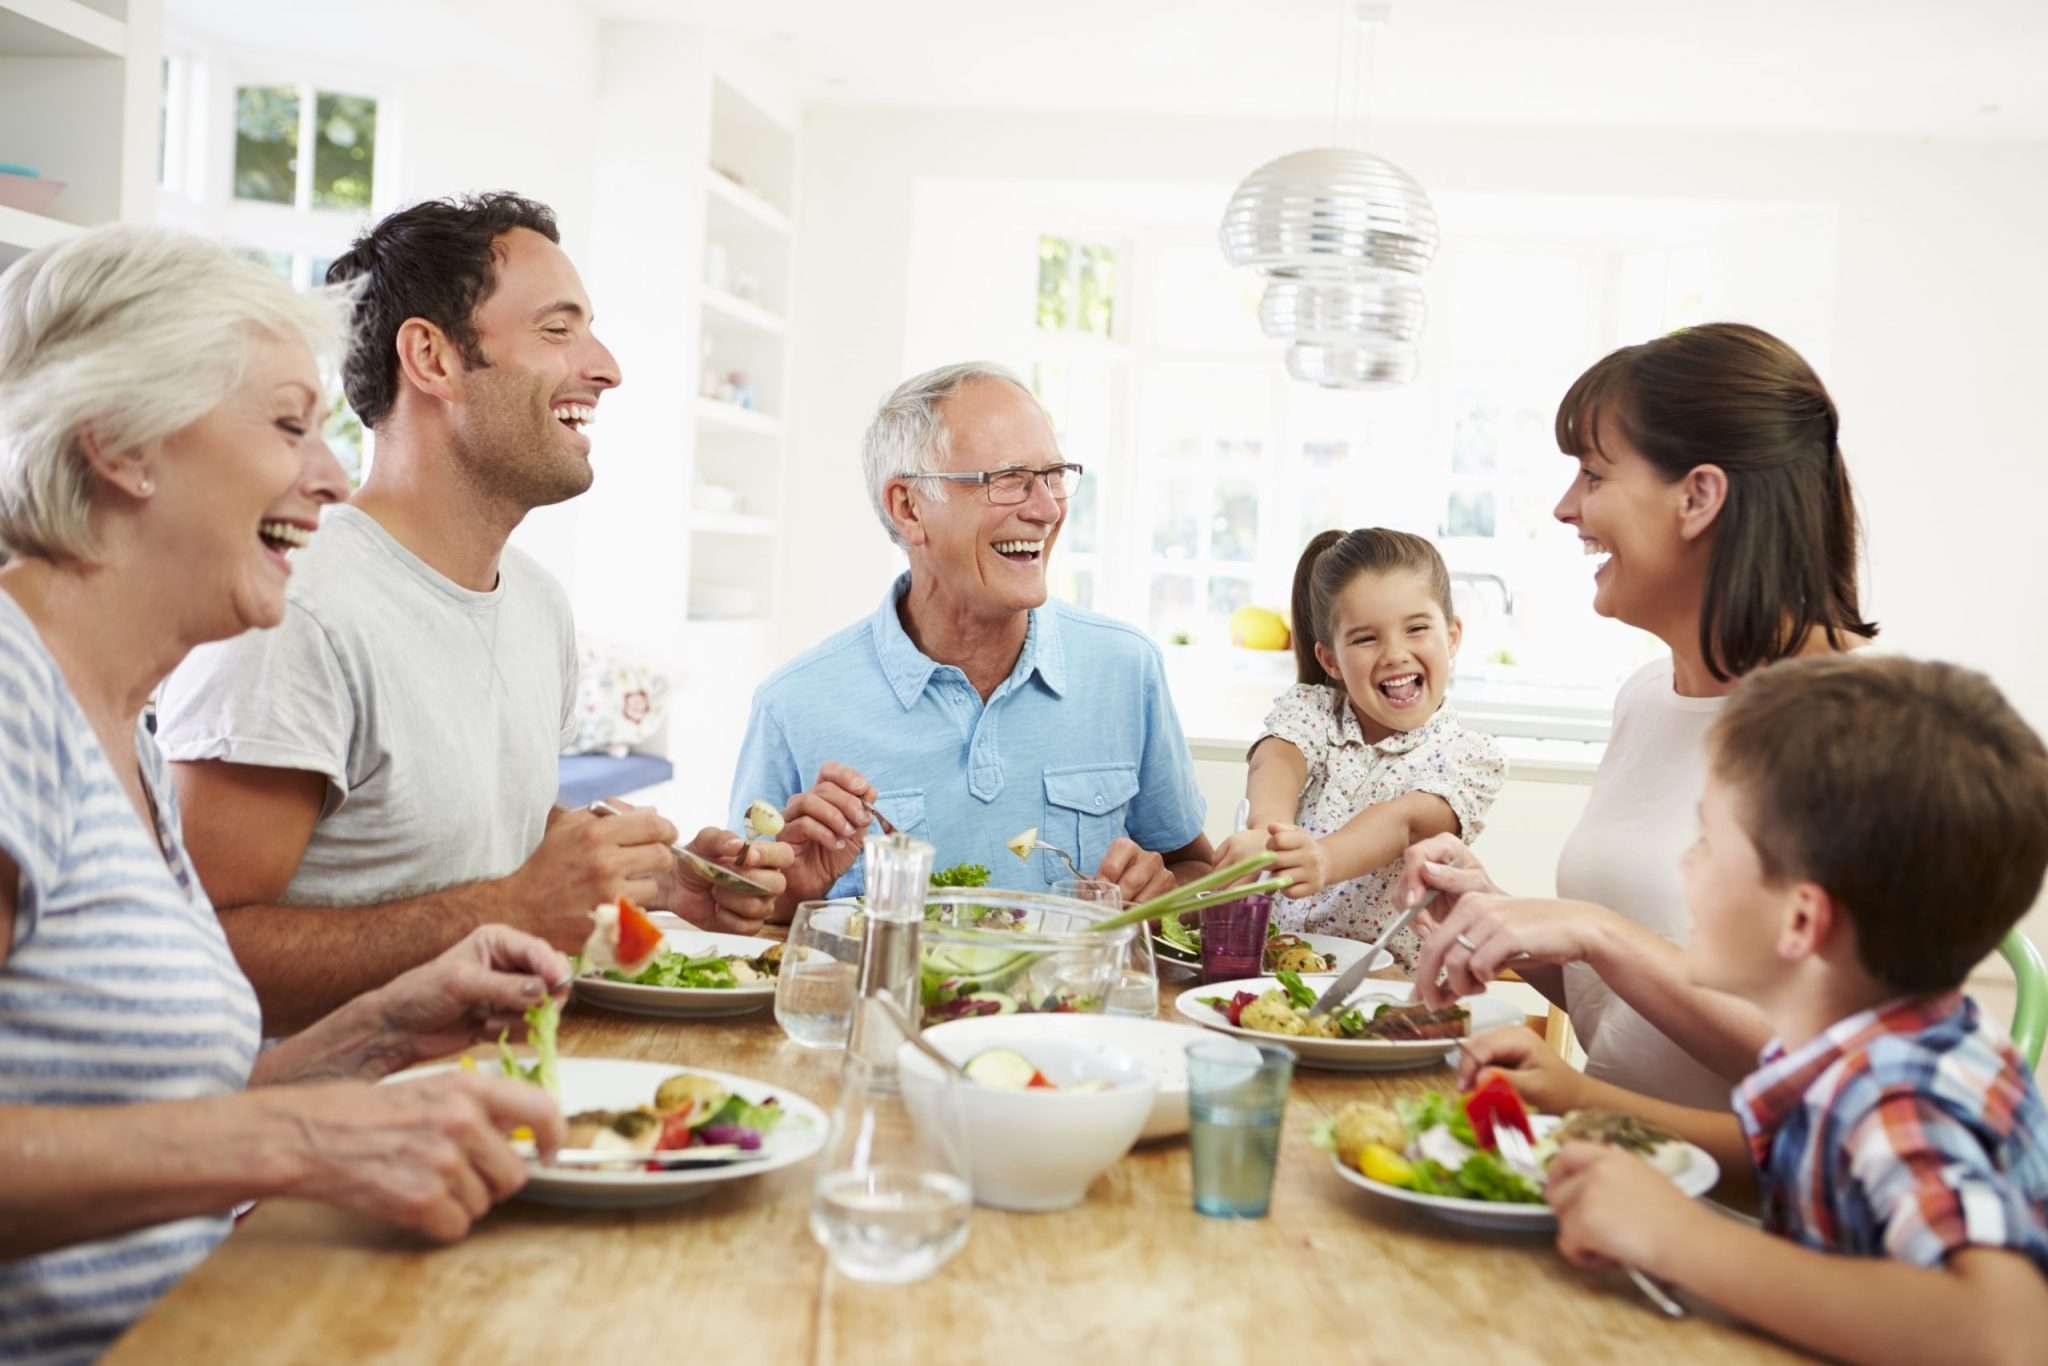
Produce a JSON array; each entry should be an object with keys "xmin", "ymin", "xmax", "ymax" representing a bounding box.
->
[
  {"xmin": 898, "ymin": 1033, "xmax": 1156, "ymax": 1212},
  {"xmin": 923, "ymin": 1013, "xmax": 1209, "ymax": 1142}
]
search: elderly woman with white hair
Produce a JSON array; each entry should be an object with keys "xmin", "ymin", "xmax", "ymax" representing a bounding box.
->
[
  {"xmin": 730, "ymin": 361, "xmax": 1216, "ymax": 916},
  {"xmin": 0, "ymin": 225, "xmax": 568, "ymax": 1363}
]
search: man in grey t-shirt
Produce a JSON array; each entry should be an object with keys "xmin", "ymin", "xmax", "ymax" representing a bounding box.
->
[{"xmin": 158, "ymin": 194, "xmax": 789, "ymax": 1033}]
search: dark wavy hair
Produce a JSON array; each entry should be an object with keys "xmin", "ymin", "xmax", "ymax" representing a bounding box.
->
[
  {"xmin": 1289, "ymin": 528, "xmax": 1454, "ymax": 685},
  {"xmin": 1556, "ymin": 322, "xmax": 1876, "ymax": 681},
  {"xmin": 324, "ymin": 192, "xmax": 560, "ymax": 428}
]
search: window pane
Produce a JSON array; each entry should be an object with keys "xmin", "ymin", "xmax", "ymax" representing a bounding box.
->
[
  {"xmin": 158, "ymin": 58, "xmax": 169, "ymax": 185},
  {"xmin": 309, "ymin": 256, "xmax": 337, "ymax": 288},
  {"xmin": 1149, "ymin": 574, "xmax": 1197, "ymax": 640},
  {"xmin": 1443, "ymin": 490, "xmax": 1496, "ymax": 538},
  {"xmin": 1077, "ymin": 243, "xmax": 1116, "ymax": 338},
  {"xmin": 1210, "ymin": 476, "xmax": 1258, "ymax": 562},
  {"xmin": 324, "ymin": 400, "xmax": 367, "ymax": 486},
  {"xmin": 1207, "ymin": 576, "xmax": 1252, "ymax": 619},
  {"xmin": 1151, "ymin": 472, "xmax": 1199, "ymax": 559},
  {"xmin": 313, "ymin": 92, "xmax": 376, "ymax": 210},
  {"xmin": 234, "ymin": 85, "xmax": 300, "ymax": 205},
  {"xmin": 1036, "ymin": 236, "xmax": 1073, "ymax": 332},
  {"xmin": 1052, "ymin": 562, "xmax": 1095, "ymax": 612},
  {"xmin": 233, "ymin": 246, "xmax": 293, "ymax": 280},
  {"xmin": 1062, "ymin": 462, "xmax": 1099, "ymax": 555}
]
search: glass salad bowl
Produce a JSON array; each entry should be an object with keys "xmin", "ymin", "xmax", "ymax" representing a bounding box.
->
[{"xmin": 919, "ymin": 889, "xmax": 1135, "ymax": 1024}]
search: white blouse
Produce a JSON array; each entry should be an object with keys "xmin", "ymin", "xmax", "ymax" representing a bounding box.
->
[{"xmin": 1258, "ymin": 683, "xmax": 1507, "ymax": 968}]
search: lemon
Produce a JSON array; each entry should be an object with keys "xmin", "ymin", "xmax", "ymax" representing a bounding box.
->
[
  {"xmin": 1229, "ymin": 605, "xmax": 1291, "ymax": 651},
  {"xmin": 1357, "ymin": 1142, "xmax": 1414, "ymax": 1187}
]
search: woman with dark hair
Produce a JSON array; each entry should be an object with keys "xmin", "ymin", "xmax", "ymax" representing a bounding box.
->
[{"xmin": 1402, "ymin": 323, "xmax": 1875, "ymax": 1108}]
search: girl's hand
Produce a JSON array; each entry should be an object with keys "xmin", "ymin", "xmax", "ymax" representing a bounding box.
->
[
  {"xmin": 1264, "ymin": 824, "xmax": 1329, "ymax": 899},
  {"xmin": 1546, "ymin": 1142, "xmax": 1695, "ymax": 1274},
  {"xmin": 1414, "ymin": 895, "xmax": 1613, "ymax": 1008},
  {"xmin": 1211, "ymin": 828, "xmax": 1272, "ymax": 881},
  {"xmin": 1455, "ymin": 1025, "xmax": 1591, "ymax": 1116}
]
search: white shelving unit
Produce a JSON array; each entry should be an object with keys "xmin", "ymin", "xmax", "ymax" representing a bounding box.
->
[{"xmin": 0, "ymin": 0, "xmax": 161, "ymax": 270}]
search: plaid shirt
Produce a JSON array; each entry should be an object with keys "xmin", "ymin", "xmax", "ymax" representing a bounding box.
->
[{"xmin": 1732, "ymin": 992, "xmax": 2048, "ymax": 1273}]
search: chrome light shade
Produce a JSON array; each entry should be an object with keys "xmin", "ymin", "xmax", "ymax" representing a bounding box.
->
[{"xmin": 1220, "ymin": 147, "xmax": 1439, "ymax": 388}]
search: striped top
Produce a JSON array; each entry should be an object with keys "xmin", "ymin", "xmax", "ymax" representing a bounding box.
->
[
  {"xmin": 1733, "ymin": 991, "xmax": 2048, "ymax": 1273},
  {"xmin": 0, "ymin": 591, "xmax": 262, "ymax": 1365}
]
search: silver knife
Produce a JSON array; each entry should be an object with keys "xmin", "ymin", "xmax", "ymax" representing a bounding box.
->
[{"xmin": 1308, "ymin": 892, "xmax": 1433, "ymax": 1017}]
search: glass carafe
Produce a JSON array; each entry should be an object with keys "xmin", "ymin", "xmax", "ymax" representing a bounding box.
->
[{"xmin": 808, "ymin": 832, "xmax": 972, "ymax": 1283}]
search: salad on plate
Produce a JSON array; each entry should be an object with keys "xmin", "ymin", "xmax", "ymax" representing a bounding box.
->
[{"xmin": 1200, "ymin": 971, "xmax": 1470, "ymax": 1042}]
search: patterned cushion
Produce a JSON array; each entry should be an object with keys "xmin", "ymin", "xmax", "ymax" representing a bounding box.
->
[{"xmin": 566, "ymin": 635, "xmax": 671, "ymax": 756}]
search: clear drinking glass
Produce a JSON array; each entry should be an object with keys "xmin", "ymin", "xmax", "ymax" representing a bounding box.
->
[
  {"xmin": 1052, "ymin": 877, "xmax": 1157, "ymax": 1018},
  {"xmin": 775, "ymin": 900, "xmax": 863, "ymax": 1048},
  {"xmin": 1197, "ymin": 891, "xmax": 1273, "ymax": 983},
  {"xmin": 810, "ymin": 833, "xmax": 972, "ymax": 1284},
  {"xmin": 1186, "ymin": 1037, "xmax": 1294, "ymax": 1218}
]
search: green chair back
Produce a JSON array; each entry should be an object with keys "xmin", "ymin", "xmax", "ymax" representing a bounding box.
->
[{"xmin": 1999, "ymin": 929, "xmax": 2047, "ymax": 1070}]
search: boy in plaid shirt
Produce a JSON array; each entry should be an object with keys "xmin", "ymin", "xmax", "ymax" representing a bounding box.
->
[{"xmin": 1451, "ymin": 655, "xmax": 2048, "ymax": 1362}]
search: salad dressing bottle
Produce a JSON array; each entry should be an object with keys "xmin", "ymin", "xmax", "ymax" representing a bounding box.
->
[{"xmin": 808, "ymin": 832, "xmax": 972, "ymax": 1282}]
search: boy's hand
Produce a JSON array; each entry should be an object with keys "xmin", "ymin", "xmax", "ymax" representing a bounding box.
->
[
  {"xmin": 1456, "ymin": 1026, "xmax": 1590, "ymax": 1115},
  {"xmin": 1546, "ymin": 1142, "xmax": 1696, "ymax": 1274},
  {"xmin": 1264, "ymin": 824, "xmax": 1328, "ymax": 899}
]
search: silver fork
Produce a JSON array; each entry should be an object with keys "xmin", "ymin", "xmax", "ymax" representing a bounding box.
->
[
  {"xmin": 1032, "ymin": 837, "xmax": 1088, "ymax": 883},
  {"xmin": 1493, "ymin": 1123, "xmax": 1685, "ymax": 1319}
]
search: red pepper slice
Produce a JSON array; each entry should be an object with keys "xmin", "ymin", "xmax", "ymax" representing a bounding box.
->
[
  {"xmin": 1026, "ymin": 1071, "xmax": 1056, "ymax": 1089},
  {"xmin": 655, "ymin": 1101, "xmax": 696, "ymax": 1151},
  {"xmin": 1464, "ymin": 1072, "xmax": 1533, "ymax": 1151},
  {"xmin": 613, "ymin": 894, "xmax": 663, "ymax": 973}
]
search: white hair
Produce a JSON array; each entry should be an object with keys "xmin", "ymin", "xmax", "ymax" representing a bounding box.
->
[
  {"xmin": 861, "ymin": 360, "xmax": 1038, "ymax": 548},
  {"xmin": 0, "ymin": 224, "xmax": 350, "ymax": 562}
]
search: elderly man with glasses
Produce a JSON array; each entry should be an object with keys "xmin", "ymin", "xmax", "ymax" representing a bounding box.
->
[{"xmin": 731, "ymin": 362, "xmax": 1215, "ymax": 916}]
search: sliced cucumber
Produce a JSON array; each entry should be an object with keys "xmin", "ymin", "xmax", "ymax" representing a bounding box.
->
[{"xmin": 964, "ymin": 1047, "xmax": 1045, "ymax": 1090}]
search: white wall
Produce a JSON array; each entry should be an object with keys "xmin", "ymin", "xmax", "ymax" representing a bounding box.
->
[{"xmin": 787, "ymin": 107, "xmax": 2048, "ymax": 736}]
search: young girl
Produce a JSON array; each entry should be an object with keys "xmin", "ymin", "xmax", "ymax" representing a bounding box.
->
[{"xmin": 1215, "ymin": 528, "xmax": 1506, "ymax": 969}]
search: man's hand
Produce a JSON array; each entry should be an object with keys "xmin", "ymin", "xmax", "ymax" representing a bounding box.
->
[
  {"xmin": 668, "ymin": 827, "xmax": 793, "ymax": 934},
  {"xmin": 500, "ymin": 805, "xmax": 678, "ymax": 951},
  {"xmin": 1546, "ymin": 1142, "xmax": 1698, "ymax": 1274},
  {"xmin": 1095, "ymin": 838, "xmax": 1175, "ymax": 906},
  {"xmin": 773, "ymin": 763, "xmax": 880, "ymax": 908},
  {"xmin": 364, "ymin": 926, "xmax": 573, "ymax": 1072},
  {"xmin": 1454, "ymin": 1025, "xmax": 1592, "ymax": 1117}
]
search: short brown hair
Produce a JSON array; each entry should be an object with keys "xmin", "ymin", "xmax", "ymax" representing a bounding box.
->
[
  {"xmin": 1710, "ymin": 655, "xmax": 2048, "ymax": 993},
  {"xmin": 1289, "ymin": 528, "xmax": 1454, "ymax": 686},
  {"xmin": 1557, "ymin": 323, "xmax": 1877, "ymax": 682}
]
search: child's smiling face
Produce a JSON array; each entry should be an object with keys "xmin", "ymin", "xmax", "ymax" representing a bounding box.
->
[{"xmin": 1313, "ymin": 568, "xmax": 1462, "ymax": 743}]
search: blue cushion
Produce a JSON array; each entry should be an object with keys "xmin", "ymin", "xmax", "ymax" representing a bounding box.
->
[{"xmin": 557, "ymin": 752, "xmax": 675, "ymax": 807}]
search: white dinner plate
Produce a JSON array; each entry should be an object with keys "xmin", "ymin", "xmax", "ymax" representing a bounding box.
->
[
  {"xmin": 922, "ymin": 1012, "xmax": 1214, "ymax": 1142},
  {"xmin": 1328, "ymin": 1114, "xmax": 1721, "ymax": 1231},
  {"xmin": 393, "ymin": 1058, "xmax": 825, "ymax": 1210},
  {"xmin": 572, "ymin": 929, "xmax": 780, "ymax": 1018},
  {"xmin": 1173, "ymin": 977, "xmax": 1522, "ymax": 1071}
]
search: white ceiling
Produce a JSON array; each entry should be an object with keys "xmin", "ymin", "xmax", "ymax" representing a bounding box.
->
[
  {"xmin": 603, "ymin": 0, "xmax": 2048, "ymax": 138},
  {"xmin": 169, "ymin": 0, "xmax": 2048, "ymax": 139}
]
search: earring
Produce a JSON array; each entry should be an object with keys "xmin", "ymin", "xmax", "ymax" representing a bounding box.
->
[{"xmin": 137, "ymin": 478, "xmax": 154, "ymax": 496}]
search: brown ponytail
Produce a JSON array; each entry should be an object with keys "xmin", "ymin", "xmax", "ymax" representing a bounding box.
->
[
  {"xmin": 1290, "ymin": 528, "xmax": 1456, "ymax": 685},
  {"xmin": 1556, "ymin": 322, "xmax": 1876, "ymax": 681}
]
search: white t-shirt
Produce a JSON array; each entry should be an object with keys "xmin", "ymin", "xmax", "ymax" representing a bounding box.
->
[
  {"xmin": 1260, "ymin": 683, "xmax": 1507, "ymax": 968},
  {"xmin": 1555, "ymin": 657, "xmax": 1734, "ymax": 1109},
  {"xmin": 156, "ymin": 504, "xmax": 578, "ymax": 907}
]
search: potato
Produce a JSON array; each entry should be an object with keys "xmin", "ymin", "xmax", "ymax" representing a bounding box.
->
[
  {"xmin": 654, "ymin": 1072, "xmax": 730, "ymax": 1118},
  {"xmin": 1239, "ymin": 991, "xmax": 1308, "ymax": 1036},
  {"xmin": 1330, "ymin": 1101, "xmax": 1406, "ymax": 1164}
]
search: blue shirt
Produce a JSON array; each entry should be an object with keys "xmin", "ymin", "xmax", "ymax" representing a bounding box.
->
[
  {"xmin": 0, "ymin": 592, "xmax": 262, "ymax": 1364},
  {"xmin": 729, "ymin": 574, "xmax": 1206, "ymax": 896}
]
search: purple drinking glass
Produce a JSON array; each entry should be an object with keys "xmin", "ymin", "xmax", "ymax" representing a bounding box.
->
[{"xmin": 1198, "ymin": 892, "xmax": 1273, "ymax": 984}]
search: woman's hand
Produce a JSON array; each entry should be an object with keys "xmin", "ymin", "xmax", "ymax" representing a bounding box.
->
[
  {"xmin": 268, "ymin": 1071, "xmax": 564, "ymax": 1243},
  {"xmin": 1455, "ymin": 1024, "xmax": 1592, "ymax": 1116},
  {"xmin": 363, "ymin": 925, "xmax": 573, "ymax": 1071},
  {"xmin": 1396, "ymin": 833, "xmax": 1506, "ymax": 913},
  {"xmin": 1415, "ymin": 895, "xmax": 1615, "ymax": 1008},
  {"xmin": 1263, "ymin": 824, "xmax": 1329, "ymax": 899}
]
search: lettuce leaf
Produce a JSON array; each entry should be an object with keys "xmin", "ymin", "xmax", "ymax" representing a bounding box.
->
[
  {"xmin": 1397, "ymin": 1091, "xmax": 1477, "ymax": 1149},
  {"xmin": 497, "ymin": 996, "xmax": 560, "ymax": 1098}
]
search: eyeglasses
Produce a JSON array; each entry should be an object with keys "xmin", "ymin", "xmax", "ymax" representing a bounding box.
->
[{"xmin": 898, "ymin": 463, "xmax": 1084, "ymax": 506}]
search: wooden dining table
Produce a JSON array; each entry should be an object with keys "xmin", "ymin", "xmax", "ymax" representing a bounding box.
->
[{"xmin": 107, "ymin": 978, "xmax": 1807, "ymax": 1364}]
